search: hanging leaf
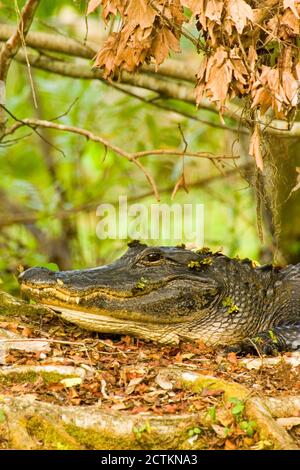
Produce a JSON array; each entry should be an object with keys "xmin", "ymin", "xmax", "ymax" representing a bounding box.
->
[
  {"xmin": 87, "ymin": 0, "xmax": 101, "ymax": 15},
  {"xmin": 226, "ymin": 0, "xmax": 253, "ymax": 34}
]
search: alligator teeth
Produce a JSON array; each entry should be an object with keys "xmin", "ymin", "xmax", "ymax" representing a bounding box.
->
[
  {"xmin": 75, "ymin": 297, "xmax": 80, "ymax": 305},
  {"xmin": 56, "ymin": 279, "xmax": 64, "ymax": 285}
]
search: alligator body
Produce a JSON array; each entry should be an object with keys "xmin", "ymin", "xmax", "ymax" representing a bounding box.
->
[{"xmin": 19, "ymin": 242, "xmax": 300, "ymax": 353}]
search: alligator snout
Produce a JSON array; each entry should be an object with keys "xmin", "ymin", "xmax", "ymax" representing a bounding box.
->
[{"xmin": 19, "ymin": 267, "xmax": 57, "ymax": 286}]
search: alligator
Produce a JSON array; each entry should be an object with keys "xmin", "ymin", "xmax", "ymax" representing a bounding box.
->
[{"xmin": 18, "ymin": 241, "xmax": 300, "ymax": 354}]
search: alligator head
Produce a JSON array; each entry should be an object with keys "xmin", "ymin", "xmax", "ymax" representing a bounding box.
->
[{"xmin": 18, "ymin": 241, "xmax": 285, "ymax": 346}]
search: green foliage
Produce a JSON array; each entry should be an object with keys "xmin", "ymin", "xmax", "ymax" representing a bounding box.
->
[
  {"xmin": 228, "ymin": 398, "xmax": 257, "ymax": 437},
  {"xmin": 239, "ymin": 420, "xmax": 257, "ymax": 437},
  {"xmin": 133, "ymin": 421, "xmax": 151, "ymax": 439},
  {"xmin": 207, "ymin": 406, "xmax": 216, "ymax": 423},
  {"xmin": 228, "ymin": 397, "xmax": 245, "ymax": 418},
  {"xmin": 187, "ymin": 426, "xmax": 202, "ymax": 437}
]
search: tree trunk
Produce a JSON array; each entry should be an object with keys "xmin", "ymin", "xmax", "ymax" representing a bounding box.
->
[{"xmin": 262, "ymin": 135, "xmax": 300, "ymax": 264}]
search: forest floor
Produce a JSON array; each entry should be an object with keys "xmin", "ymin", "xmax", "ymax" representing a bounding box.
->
[{"xmin": 0, "ymin": 303, "xmax": 300, "ymax": 450}]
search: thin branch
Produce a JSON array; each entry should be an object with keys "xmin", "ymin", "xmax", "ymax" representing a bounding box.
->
[
  {"xmin": 0, "ymin": 163, "xmax": 252, "ymax": 228},
  {"xmin": 1, "ymin": 113, "xmax": 160, "ymax": 200},
  {"xmin": 133, "ymin": 149, "xmax": 238, "ymax": 160},
  {"xmin": 0, "ymin": 1, "xmax": 40, "ymax": 81},
  {"xmin": 13, "ymin": 0, "xmax": 38, "ymax": 108},
  {"xmin": 0, "ymin": 0, "xmax": 40, "ymax": 129},
  {"xmin": 106, "ymin": 81, "xmax": 249, "ymax": 135},
  {"xmin": 49, "ymin": 96, "xmax": 80, "ymax": 122},
  {"xmin": 0, "ymin": 23, "xmax": 197, "ymax": 83},
  {"xmin": 1, "ymin": 112, "xmax": 238, "ymax": 162},
  {"xmin": 12, "ymin": 48, "xmax": 300, "ymax": 138},
  {"xmin": 0, "ymin": 105, "xmax": 66, "ymax": 157},
  {"xmin": 0, "ymin": 23, "xmax": 95, "ymax": 59}
]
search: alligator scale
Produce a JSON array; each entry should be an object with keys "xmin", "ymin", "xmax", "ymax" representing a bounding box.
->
[{"xmin": 19, "ymin": 242, "xmax": 300, "ymax": 354}]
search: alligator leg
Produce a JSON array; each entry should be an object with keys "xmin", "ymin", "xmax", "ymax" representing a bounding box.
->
[{"xmin": 226, "ymin": 321, "xmax": 300, "ymax": 355}]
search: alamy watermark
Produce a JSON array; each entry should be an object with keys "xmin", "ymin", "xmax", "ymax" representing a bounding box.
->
[{"xmin": 96, "ymin": 196, "xmax": 204, "ymax": 245}]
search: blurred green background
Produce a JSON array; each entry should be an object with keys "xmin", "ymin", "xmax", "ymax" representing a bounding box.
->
[{"xmin": 0, "ymin": 0, "xmax": 262, "ymax": 294}]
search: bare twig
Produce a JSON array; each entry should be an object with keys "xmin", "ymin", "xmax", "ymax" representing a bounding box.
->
[
  {"xmin": 0, "ymin": 163, "xmax": 252, "ymax": 228},
  {"xmin": 106, "ymin": 81, "xmax": 249, "ymax": 135},
  {"xmin": 133, "ymin": 149, "xmax": 238, "ymax": 160},
  {"xmin": 0, "ymin": 0, "xmax": 40, "ymax": 129},
  {"xmin": 0, "ymin": 23, "xmax": 96, "ymax": 59}
]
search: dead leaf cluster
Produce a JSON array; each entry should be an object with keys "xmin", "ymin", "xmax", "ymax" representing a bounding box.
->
[{"xmin": 92, "ymin": 0, "xmax": 185, "ymax": 77}]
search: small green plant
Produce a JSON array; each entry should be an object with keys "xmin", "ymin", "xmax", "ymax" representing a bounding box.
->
[
  {"xmin": 133, "ymin": 421, "xmax": 151, "ymax": 439},
  {"xmin": 188, "ymin": 426, "xmax": 202, "ymax": 437},
  {"xmin": 222, "ymin": 297, "xmax": 239, "ymax": 314},
  {"xmin": 239, "ymin": 420, "xmax": 257, "ymax": 437},
  {"xmin": 207, "ymin": 406, "xmax": 216, "ymax": 422},
  {"xmin": 228, "ymin": 397, "xmax": 245, "ymax": 419}
]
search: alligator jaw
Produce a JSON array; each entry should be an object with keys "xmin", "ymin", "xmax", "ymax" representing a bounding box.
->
[{"xmin": 44, "ymin": 303, "xmax": 181, "ymax": 345}]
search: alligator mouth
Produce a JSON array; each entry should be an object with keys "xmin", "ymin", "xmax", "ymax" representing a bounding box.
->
[
  {"xmin": 19, "ymin": 283, "xmax": 170, "ymax": 325},
  {"xmin": 20, "ymin": 285, "xmax": 187, "ymax": 345},
  {"xmin": 20, "ymin": 283, "xmax": 135, "ymax": 304}
]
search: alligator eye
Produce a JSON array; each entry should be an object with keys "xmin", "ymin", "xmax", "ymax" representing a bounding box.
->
[{"xmin": 142, "ymin": 252, "xmax": 163, "ymax": 264}]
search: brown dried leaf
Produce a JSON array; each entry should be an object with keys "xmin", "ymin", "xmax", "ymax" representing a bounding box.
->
[
  {"xmin": 217, "ymin": 408, "xmax": 234, "ymax": 427},
  {"xmin": 212, "ymin": 424, "xmax": 229, "ymax": 438},
  {"xmin": 249, "ymin": 124, "xmax": 263, "ymax": 172},
  {"xmin": 205, "ymin": 0, "xmax": 224, "ymax": 23},
  {"xmin": 282, "ymin": 70, "xmax": 299, "ymax": 106},
  {"xmin": 196, "ymin": 56, "xmax": 208, "ymax": 82},
  {"xmin": 225, "ymin": 439, "xmax": 237, "ymax": 450},
  {"xmin": 251, "ymin": 87, "xmax": 273, "ymax": 115},
  {"xmin": 101, "ymin": 0, "xmax": 126, "ymax": 21},
  {"xmin": 226, "ymin": 0, "xmax": 253, "ymax": 34},
  {"xmin": 94, "ymin": 33, "xmax": 120, "ymax": 77},
  {"xmin": 169, "ymin": 0, "xmax": 187, "ymax": 25},
  {"xmin": 227, "ymin": 351, "xmax": 238, "ymax": 365},
  {"xmin": 282, "ymin": 7, "xmax": 300, "ymax": 34},
  {"xmin": 201, "ymin": 388, "xmax": 224, "ymax": 397},
  {"xmin": 171, "ymin": 173, "xmax": 189, "ymax": 199},
  {"xmin": 248, "ymin": 45, "xmax": 257, "ymax": 73},
  {"xmin": 125, "ymin": 376, "xmax": 144, "ymax": 395},
  {"xmin": 152, "ymin": 27, "xmax": 181, "ymax": 68},
  {"xmin": 283, "ymin": 0, "xmax": 300, "ymax": 18},
  {"xmin": 126, "ymin": 0, "xmax": 156, "ymax": 29},
  {"xmin": 205, "ymin": 48, "xmax": 233, "ymax": 103},
  {"xmin": 155, "ymin": 372, "xmax": 174, "ymax": 390},
  {"xmin": 230, "ymin": 49, "xmax": 248, "ymax": 84},
  {"xmin": 21, "ymin": 327, "xmax": 32, "ymax": 337},
  {"xmin": 87, "ymin": 0, "xmax": 101, "ymax": 15},
  {"xmin": 180, "ymin": 0, "xmax": 205, "ymax": 16},
  {"xmin": 195, "ymin": 81, "xmax": 206, "ymax": 105}
]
